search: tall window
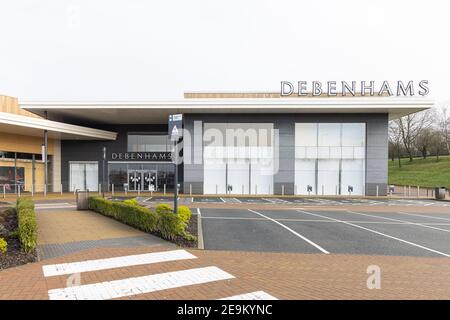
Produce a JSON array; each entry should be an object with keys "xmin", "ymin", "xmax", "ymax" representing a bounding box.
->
[
  {"xmin": 203, "ymin": 123, "xmax": 275, "ymax": 195},
  {"xmin": 69, "ymin": 162, "xmax": 98, "ymax": 191},
  {"xmin": 295, "ymin": 123, "xmax": 366, "ymax": 195},
  {"xmin": 127, "ymin": 134, "xmax": 171, "ymax": 152}
]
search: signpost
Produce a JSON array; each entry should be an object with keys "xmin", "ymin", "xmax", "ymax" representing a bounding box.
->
[{"xmin": 169, "ymin": 114, "xmax": 183, "ymax": 214}]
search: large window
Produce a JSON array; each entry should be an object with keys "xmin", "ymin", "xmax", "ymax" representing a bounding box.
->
[
  {"xmin": 295, "ymin": 123, "xmax": 366, "ymax": 195},
  {"xmin": 127, "ymin": 134, "xmax": 171, "ymax": 152},
  {"xmin": 69, "ymin": 162, "xmax": 98, "ymax": 191},
  {"xmin": 203, "ymin": 123, "xmax": 275, "ymax": 195}
]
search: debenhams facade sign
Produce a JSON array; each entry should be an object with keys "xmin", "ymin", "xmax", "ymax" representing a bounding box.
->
[
  {"xmin": 281, "ymin": 80, "xmax": 429, "ymax": 96},
  {"xmin": 111, "ymin": 152, "xmax": 172, "ymax": 161}
]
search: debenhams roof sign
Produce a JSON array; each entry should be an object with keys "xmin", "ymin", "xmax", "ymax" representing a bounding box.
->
[{"xmin": 281, "ymin": 80, "xmax": 429, "ymax": 97}]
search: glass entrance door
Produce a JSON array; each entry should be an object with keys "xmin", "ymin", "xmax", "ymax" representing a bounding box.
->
[
  {"xmin": 143, "ymin": 170, "xmax": 157, "ymax": 191},
  {"xmin": 128, "ymin": 170, "xmax": 158, "ymax": 191}
]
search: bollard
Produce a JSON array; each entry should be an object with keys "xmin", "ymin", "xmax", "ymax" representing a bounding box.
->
[
  {"xmin": 99, "ymin": 183, "xmax": 101, "ymax": 195},
  {"xmin": 282, "ymin": 185, "xmax": 284, "ymax": 196},
  {"xmin": 190, "ymin": 184, "xmax": 192, "ymax": 196},
  {"xmin": 112, "ymin": 184, "xmax": 114, "ymax": 196},
  {"xmin": 31, "ymin": 184, "xmax": 34, "ymax": 197},
  {"xmin": 376, "ymin": 185, "xmax": 379, "ymax": 197},
  {"xmin": 61, "ymin": 184, "xmax": 63, "ymax": 195},
  {"xmin": 44, "ymin": 184, "xmax": 47, "ymax": 197},
  {"xmin": 163, "ymin": 184, "xmax": 166, "ymax": 195}
]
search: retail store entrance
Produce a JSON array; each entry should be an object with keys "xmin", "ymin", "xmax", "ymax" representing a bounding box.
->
[
  {"xmin": 109, "ymin": 162, "xmax": 174, "ymax": 192},
  {"xmin": 127, "ymin": 169, "xmax": 157, "ymax": 192}
]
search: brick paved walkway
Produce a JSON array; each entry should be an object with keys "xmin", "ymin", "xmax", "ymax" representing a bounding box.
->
[
  {"xmin": 36, "ymin": 209, "xmax": 171, "ymax": 259},
  {"xmin": 0, "ymin": 246, "xmax": 449, "ymax": 300}
]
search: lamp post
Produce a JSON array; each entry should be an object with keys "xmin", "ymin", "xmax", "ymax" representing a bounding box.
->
[
  {"xmin": 168, "ymin": 114, "xmax": 183, "ymax": 214},
  {"xmin": 102, "ymin": 146, "xmax": 106, "ymax": 198}
]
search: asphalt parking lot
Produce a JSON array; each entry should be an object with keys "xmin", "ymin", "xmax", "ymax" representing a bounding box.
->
[
  {"xmin": 193, "ymin": 197, "xmax": 450, "ymax": 207},
  {"xmin": 199, "ymin": 207, "xmax": 450, "ymax": 257}
]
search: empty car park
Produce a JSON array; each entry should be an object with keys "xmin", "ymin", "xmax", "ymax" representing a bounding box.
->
[{"xmin": 199, "ymin": 205, "xmax": 450, "ymax": 257}]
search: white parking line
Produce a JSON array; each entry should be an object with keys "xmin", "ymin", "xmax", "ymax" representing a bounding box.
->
[
  {"xmin": 42, "ymin": 249, "xmax": 197, "ymax": 277},
  {"xmin": 202, "ymin": 216, "xmax": 447, "ymax": 225},
  {"xmin": 296, "ymin": 209, "xmax": 450, "ymax": 258},
  {"xmin": 346, "ymin": 210, "xmax": 450, "ymax": 234},
  {"xmin": 248, "ymin": 209, "xmax": 329, "ymax": 254},
  {"xmin": 397, "ymin": 211, "xmax": 450, "ymax": 222},
  {"xmin": 48, "ymin": 266, "xmax": 235, "ymax": 300},
  {"xmin": 219, "ymin": 291, "xmax": 278, "ymax": 300}
]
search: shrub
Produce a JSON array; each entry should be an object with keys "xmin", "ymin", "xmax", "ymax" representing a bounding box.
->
[
  {"xmin": 155, "ymin": 203, "xmax": 173, "ymax": 214},
  {"xmin": 156, "ymin": 209, "xmax": 185, "ymax": 241},
  {"xmin": 0, "ymin": 224, "xmax": 9, "ymax": 238},
  {"xmin": 88, "ymin": 197, "xmax": 157, "ymax": 233},
  {"xmin": 89, "ymin": 198, "xmax": 190, "ymax": 242},
  {"xmin": 177, "ymin": 206, "xmax": 192, "ymax": 224},
  {"xmin": 0, "ymin": 237, "xmax": 7, "ymax": 254},
  {"xmin": 16, "ymin": 198, "xmax": 34, "ymax": 211},
  {"xmin": 123, "ymin": 198, "xmax": 139, "ymax": 206},
  {"xmin": 17, "ymin": 208, "xmax": 37, "ymax": 253},
  {"xmin": 16, "ymin": 198, "xmax": 38, "ymax": 253},
  {"xmin": 155, "ymin": 204, "xmax": 191, "ymax": 240}
]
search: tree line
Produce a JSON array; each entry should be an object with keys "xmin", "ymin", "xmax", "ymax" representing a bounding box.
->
[{"xmin": 389, "ymin": 105, "xmax": 450, "ymax": 167}]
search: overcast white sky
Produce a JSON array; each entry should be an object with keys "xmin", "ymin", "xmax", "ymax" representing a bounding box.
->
[{"xmin": 0, "ymin": 0, "xmax": 449, "ymax": 106}]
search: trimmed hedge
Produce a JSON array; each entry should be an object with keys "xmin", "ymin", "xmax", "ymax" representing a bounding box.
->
[
  {"xmin": 177, "ymin": 205, "xmax": 192, "ymax": 224},
  {"xmin": 155, "ymin": 204, "xmax": 185, "ymax": 241},
  {"xmin": 88, "ymin": 197, "xmax": 193, "ymax": 242},
  {"xmin": 16, "ymin": 198, "xmax": 38, "ymax": 253},
  {"xmin": 88, "ymin": 197, "xmax": 158, "ymax": 232}
]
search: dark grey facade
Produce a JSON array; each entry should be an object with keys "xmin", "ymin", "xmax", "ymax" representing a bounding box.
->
[
  {"xmin": 183, "ymin": 113, "xmax": 388, "ymax": 196},
  {"xmin": 60, "ymin": 113, "xmax": 388, "ymax": 196},
  {"xmin": 61, "ymin": 124, "xmax": 180, "ymax": 192}
]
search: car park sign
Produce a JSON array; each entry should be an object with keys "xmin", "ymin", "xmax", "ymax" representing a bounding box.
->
[{"xmin": 168, "ymin": 114, "xmax": 183, "ymax": 141}]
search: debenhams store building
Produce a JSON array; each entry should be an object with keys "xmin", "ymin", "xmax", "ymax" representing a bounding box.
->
[{"xmin": 0, "ymin": 83, "xmax": 432, "ymax": 196}]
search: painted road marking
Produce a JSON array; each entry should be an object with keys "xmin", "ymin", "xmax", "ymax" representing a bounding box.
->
[
  {"xmin": 42, "ymin": 249, "xmax": 197, "ymax": 277},
  {"xmin": 248, "ymin": 209, "xmax": 329, "ymax": 254},
  {"xmin": 296, "ymin": 210, "xmax": 450, "ymax": 258},
  {"xmin": 346, "ymin": 210, "xmax": 450, "ymax": 234},
  {"xmin": 35, "ymin": 203, "xmax": 76, "ymax": 210},
  {"xmin": 201, "ymin": 216, "xmax": 450, "ymax": 225},
  {"xmin": 219, "ymin": 291, "xmax": 278, "ymax": 300},
  {"xmin": 397, "ymin": 211, "xmax": 450, "ymax": 222},
  {"xmin": 48, "ymin": 266, "xmax": 235, "ymax": 300},
  {"xmin": 263, "ymin": 198, "xmax": 291, "ymax": 204}
]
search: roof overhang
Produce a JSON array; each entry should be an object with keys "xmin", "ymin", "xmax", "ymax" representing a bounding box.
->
[
  {"xmin": 20, "ymin": 97, "xmax": 433, "ymax": 124},
  {"xmin": 0, "ymin": 111, "xmax": 117, "ymax": 140}
]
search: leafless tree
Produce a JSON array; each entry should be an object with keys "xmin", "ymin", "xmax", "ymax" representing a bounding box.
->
[
  {"xmin": 393, "ymin": 110, "xmax": 434, "ymax": 162},
  {"xmin": 435, "ymin": 105, "xmax": 450, "ymax": 154},
  {"xmin": 388, "ymin": 121, "xmax": 403, "ymax": 167}
]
